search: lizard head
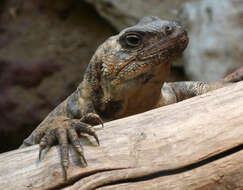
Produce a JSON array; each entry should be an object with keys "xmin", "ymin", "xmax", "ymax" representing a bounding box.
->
[
  {"xmin": 99, "ymin": 16, "xmax": 188, "ymax": 86},
  {"xmin": 90, "ymin": 16, "xmax": 188, "ymax": 117}
]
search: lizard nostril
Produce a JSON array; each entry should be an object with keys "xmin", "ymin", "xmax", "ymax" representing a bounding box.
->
[{"xmin": 164, "ymin": 25, "xmax": 173, "ymax": 35}]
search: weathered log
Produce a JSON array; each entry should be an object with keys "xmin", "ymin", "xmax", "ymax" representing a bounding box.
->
[{"xmin": 0, "ymin": 81, "xmax": 243, "ymax": 190}]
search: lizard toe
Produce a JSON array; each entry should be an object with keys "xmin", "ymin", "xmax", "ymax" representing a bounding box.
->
[
  {"xmin": 72, "ymin": 122, "xmax": 100, "ymax": 145},
  {"xmin": 56, "ymin": 127, "xmax": 69, "ymax": 181},
  {"xmin": 67, "ymin": 127, "xmax": 87, "ymax": 166}
]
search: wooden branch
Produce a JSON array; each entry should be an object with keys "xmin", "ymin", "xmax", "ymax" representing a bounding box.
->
[{"xmin": 0, "ymin": 81, "xmax": 243, "ymax": 190}]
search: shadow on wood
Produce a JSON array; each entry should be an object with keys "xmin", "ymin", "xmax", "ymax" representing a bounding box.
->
[{"xmin": 0, "ymin": 82, "xmax": 243, "ymax": 190}]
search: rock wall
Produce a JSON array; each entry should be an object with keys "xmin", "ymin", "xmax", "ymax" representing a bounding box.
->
[
  {"xmin": 0, "ymin": 0, "xmax": 115, "ymax": 152},
  {"xmin": 180, "ymin": 0, "xmax": 243, "ymax": 81},
  {"xmin": 85, "ymin": 0, "xmax": 200, "ymax": 30}
]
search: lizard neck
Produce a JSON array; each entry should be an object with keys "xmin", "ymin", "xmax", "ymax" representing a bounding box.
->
[{"xmin": 96, "ymin": 63, "xmax": 170, "ymax": 119}]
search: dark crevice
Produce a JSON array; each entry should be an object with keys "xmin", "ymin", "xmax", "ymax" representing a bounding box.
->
[
  {"xmin": 0, "ymin": 0, "xmax": 6, "ymax": 19},
  {"xmin": 47, "ymin": 168, "xmax": 129, "ymax": 190},
  {"xmin": 70, "ymin": 0, "xmax": 117, "ymax": 32},
  {"xmin": 98, "ymin": 144, "xmax": 243, "ymax": 188},
  {"xmin": 168, "ymin": 65, "xmax": 189, "ymax": 82}
]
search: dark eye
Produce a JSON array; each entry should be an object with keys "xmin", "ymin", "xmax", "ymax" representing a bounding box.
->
[{"xmin": 125, "ymin": 34, "xmax": 141, "ymax": 47}]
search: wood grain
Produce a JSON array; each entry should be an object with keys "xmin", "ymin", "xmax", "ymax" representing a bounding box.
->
[{"xmin": 0, "ymin": 81, "xmax": 243, "ymax": 190}]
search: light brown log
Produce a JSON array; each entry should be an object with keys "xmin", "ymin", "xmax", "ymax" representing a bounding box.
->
[
  {"xmin": 0, "ymin": 81, "xmax": 243, "ymax": 190},
  {"xmin": 96, "ymin": 149, "xmax": 243, "ymax": 190}
]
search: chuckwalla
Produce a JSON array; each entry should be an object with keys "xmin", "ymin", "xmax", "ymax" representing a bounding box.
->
[{"xmin": 20, "ymin": 16, "xmax": 242, "ymax": 180}]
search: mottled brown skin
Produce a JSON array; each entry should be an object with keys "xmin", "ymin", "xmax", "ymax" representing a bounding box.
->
[{"xmin": 20, "ymin": 16, "xmax": 239, "ymax": 180}]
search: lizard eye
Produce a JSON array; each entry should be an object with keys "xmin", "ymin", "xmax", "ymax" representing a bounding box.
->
[{"xmin": 125, "ymin": 34, "xmax": 142, "ymax": 47}]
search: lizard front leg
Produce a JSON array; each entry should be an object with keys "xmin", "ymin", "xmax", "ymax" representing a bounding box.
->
[
  {"xmin": 20, "ymin": 47, "xmax": 104, "ymax": 180},
  {"xmin": 161, "ymin": 81, "xmax": 226, "ymax": 105},
  {"xmin": 161, "ymin": 66, "xmax": 243, "ymax": 105},
  {"xmin": 20, "ymin": 82, "xmax": 103, "ymax": 180}
]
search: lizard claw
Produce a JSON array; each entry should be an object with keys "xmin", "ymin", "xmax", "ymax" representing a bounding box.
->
[
  {"xmin": 39, "ymin": 143, "xmax": 45, "ymax": 160},
  {"xmin": 71, "ymin": 122, "xmax": 100, "ymax": 145},
  {"xmin": 38, "ymin": 129, "xmax": 56, "ymax": 160},
  {"xmin": 80, "ymin": 113, "xmax": 104, "ymax": 127}
]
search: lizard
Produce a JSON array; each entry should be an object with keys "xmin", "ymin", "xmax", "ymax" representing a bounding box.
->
[{"xmin": 20, "ymin": 16, "xmax": 242, "ymax": 180}]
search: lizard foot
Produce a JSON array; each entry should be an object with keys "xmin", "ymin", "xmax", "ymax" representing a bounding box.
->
[{"xmin": 38, "ymin": 120, "xmax": 99, "ymax": 180}]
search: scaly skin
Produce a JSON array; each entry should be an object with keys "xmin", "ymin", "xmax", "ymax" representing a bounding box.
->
[{"xmin": 20, "ymin": 16, "xmax": 241, "ymax": 180}]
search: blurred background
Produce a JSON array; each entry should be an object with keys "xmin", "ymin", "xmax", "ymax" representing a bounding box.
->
[{"xmin": 0, "ymin": 0, "xmax": 242, "ymax": 153}]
